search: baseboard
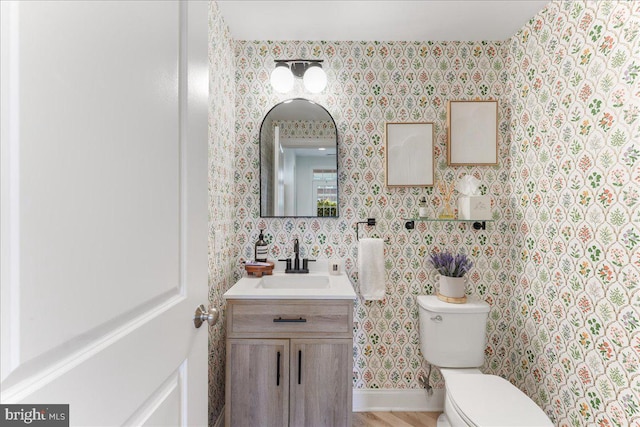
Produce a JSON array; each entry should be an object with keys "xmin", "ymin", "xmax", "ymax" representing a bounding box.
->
[
  {"xmin": 217, "ymin": 390, "xmax": 443, "ymax": 420},
  {"xmin": 352, "ymin": 388, "xmax": 445, "ymax": 412},
  {"xmin": 213, "ymin": 407, "xmax": 224, "ymax": 427}
]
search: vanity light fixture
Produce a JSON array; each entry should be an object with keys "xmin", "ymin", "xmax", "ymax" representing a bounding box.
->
[
  {"xmin": 270, "ymin": 62, "xmax": 294, "ymax": 93},
  {"xmin": 270, "ymin": 59, "xmax": 327, "ymax": 94}
]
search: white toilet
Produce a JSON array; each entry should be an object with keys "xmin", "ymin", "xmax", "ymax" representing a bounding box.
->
[{"xmin": 418, "ymin": 295, "xmax": 553, "ymax": 427}]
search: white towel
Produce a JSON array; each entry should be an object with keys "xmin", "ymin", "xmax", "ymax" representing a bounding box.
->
[{"xmin": 358, "ymin": 238, "xmax": 385, "ymax": 300}]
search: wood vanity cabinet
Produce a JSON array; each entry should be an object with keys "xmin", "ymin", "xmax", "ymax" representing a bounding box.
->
[{"xmin": 225, "ymin": 299, "xmax": 353, "ymax": 427}]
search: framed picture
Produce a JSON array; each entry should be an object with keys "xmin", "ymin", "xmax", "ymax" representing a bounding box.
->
[
  {"xmin": 447, "ymin": 100, "xmax": 498, "ymax": 166},
  {"xmin": 385, "ymin": 122, "xmax": 434, "ymax": 187}
]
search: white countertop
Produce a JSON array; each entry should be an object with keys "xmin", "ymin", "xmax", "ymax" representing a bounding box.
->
[{"xmin": 224, "ymin": 260, "xmax": 357, "ymax": 300}]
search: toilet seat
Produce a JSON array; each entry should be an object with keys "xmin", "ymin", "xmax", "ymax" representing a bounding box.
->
[{"xmin": 446, "ymin": 374, "xmax": 553, "ymax": 427}]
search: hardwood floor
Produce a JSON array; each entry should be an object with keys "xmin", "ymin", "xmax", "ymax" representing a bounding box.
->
[{"xmin": 352, "ymin": 411, "xmax": 441, "ymax": 427}]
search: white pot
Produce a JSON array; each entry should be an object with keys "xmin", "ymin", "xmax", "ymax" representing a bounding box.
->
[{"xmin": 437, "ymin": 275, "xmax": 466, "ymax": 298}]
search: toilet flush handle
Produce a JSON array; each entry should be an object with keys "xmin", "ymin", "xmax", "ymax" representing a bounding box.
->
[{"xmin": 430, "ymin": 315, "xmax": 443, "ymax": 323}]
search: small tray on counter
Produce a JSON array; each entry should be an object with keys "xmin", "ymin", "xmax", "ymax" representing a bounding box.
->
[{"xmin": 244, "ymin": 261, "xmax": 274, "ymax": 277}]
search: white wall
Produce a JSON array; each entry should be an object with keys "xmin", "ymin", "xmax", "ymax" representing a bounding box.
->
[{"xmin": 294, "ymin": 155, "xmax": 335, "ymax": 217}]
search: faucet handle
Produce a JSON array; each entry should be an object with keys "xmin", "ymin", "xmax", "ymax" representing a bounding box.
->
[{"xmin": 278, "ymin": 258, "xmax": 293, "ymax": 272}]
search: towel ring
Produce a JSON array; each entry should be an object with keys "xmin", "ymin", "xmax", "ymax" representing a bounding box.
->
[{"xmin": 356, "ymin": 218, "xmax": 376, "ymax": 241}]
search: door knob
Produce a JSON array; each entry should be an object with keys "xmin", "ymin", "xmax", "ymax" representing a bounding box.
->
[{"xmin": 194, "ymin": 304, "xmax": 218, "ymax": 328}]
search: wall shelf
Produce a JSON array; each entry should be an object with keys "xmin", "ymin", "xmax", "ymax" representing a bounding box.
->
[{"xmin": 404, "ymin": 218, "xmax": 493, "ymax": 231}]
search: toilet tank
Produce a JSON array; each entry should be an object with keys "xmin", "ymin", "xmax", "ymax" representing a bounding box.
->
[{"xmin": 417, "ymin": 295, "xmax": 490, "ymax": 368}]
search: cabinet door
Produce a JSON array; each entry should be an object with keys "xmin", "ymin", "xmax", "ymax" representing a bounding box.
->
[
  {"xmin": 226, "ymin": 339, "xmax": 289, "ymax": 427},
  {"xmin": 289, "ymin": 339, "xmax": 352, "ymax": 427}
]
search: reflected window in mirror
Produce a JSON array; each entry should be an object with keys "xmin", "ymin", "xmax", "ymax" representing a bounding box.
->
[
  {"xmin": 314, "ymin": 169, "xmax": 337, "ymax": 216},
  {"xmin": 260, "ymin": 99, "xmax": 338, "ymax": 218}
]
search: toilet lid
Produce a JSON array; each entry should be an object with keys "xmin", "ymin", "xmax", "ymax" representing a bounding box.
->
[
  {"xmin": 417, "ymin": 295, "xmax": 489, "ymax": 313},
  {"xmin": 446, "ymin": 374, "xmax": 553, "ymax": 427}
]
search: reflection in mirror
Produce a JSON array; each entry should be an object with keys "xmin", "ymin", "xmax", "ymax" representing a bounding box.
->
[{"xmin": 260, "ymin": 98, "xmax": 338, "ymax": 217}]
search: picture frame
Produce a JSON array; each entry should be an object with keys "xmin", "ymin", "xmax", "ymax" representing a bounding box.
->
[
  {"xmin": 447, "ymin": 100, "xmax": 498, "ymax": 166},
  {"xmin": 385, "ymin": 122, "xmax": 434, "ymax": 187}
]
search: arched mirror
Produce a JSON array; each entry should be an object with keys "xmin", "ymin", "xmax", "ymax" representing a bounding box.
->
[{"xmin": 260, "ymin": 98, "xmax": 338, "ymax": 217}]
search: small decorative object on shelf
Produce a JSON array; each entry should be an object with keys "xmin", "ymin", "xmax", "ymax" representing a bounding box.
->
[
  {"xmin": 428, "ymin": 250, "xmax": 473, "ymax": 304},
  {"xmin": 418, "ymin": 196, "xmax": 428, "ymax": 218},
  {"xmin": 456, "ymin": 175, "xmax": 492, "ymax": 220},
  {"xmin": 437, "ymin": 181, "xmax": 455, "ymax": 219}
]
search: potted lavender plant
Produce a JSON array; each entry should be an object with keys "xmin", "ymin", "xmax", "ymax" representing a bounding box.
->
[{"xmin": 428, "ymin": 250, "xmax": 473, "ymax": 302}]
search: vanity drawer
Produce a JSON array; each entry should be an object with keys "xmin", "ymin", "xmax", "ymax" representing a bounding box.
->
[{"xmin": 227, "ymin": 300, "xmax": 353, "ymax": 338}]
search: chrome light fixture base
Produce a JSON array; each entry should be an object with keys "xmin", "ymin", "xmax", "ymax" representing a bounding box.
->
[{"xmin": 270, "ymin": 59, "xmax": 327, "ymax": 93}]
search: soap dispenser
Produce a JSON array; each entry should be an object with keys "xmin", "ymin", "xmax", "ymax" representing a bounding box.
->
[{"xmin": 254, "ymin": 229, "xmax": 268, "ymax": 262}]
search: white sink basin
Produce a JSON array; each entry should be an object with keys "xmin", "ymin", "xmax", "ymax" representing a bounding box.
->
[
  {"xmin": 224, "ymin": 260, "xmax": 356, "ymax": 300},
  {"xmin": 257, "ymin": 275, "xmax": 330, "ymax": 289}
]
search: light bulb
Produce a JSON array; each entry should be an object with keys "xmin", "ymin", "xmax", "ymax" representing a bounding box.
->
[
  {"xmin": 303, "ymin": 65, "xmax": 327, "ymax": 93},
  {"xmin": 270, "ymin": 64, "xmax": 294, "ymax": 93}
]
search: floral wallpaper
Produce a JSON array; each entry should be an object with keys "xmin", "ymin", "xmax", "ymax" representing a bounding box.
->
[
  {"xmin": 275, "ymin": 120, "xmax": 337, "ymax": 139},
  {"xmin": 504, "ymin": 1, "xmax": 639, "ymax": 426},
  {"xmin": 233, "ymin": 37, "xmax": 513, "ymax": 395},
  {"xmin": 207, "ymin": 1, "xmax": 235, "ymax": 424},
  {"xmin": 208, "ymin": 0, "xmax": 640, "ymax": 426}
]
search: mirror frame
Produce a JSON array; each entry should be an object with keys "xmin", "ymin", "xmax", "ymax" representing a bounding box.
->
[{"xmin": 259, "ymin": 98, "xmax": 339, "ymax": 218}]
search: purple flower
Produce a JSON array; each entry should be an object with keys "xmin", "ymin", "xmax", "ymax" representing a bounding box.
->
[{"xmin": 428, "ymin": 250, "xmax": 473, "ymax": 277}]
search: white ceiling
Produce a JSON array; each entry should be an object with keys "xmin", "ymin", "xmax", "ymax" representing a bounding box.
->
[{"xmin": 217, "ymin": 1, "xmax": 551, "ymax": 42}]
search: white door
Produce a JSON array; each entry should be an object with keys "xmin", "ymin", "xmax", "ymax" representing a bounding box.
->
[{"xmin": 0, "ymin": 1, "xmax": 209, "ymax": 425}]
